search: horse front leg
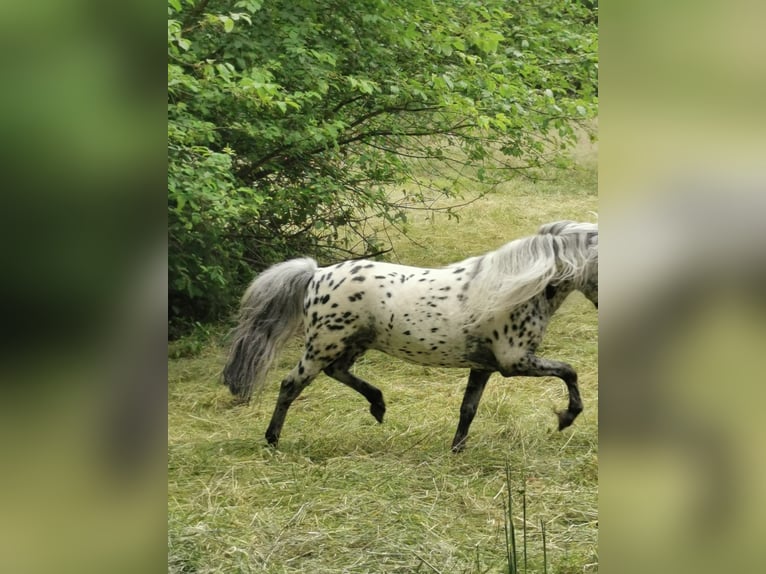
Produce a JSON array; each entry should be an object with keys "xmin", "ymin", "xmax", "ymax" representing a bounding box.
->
[
  {"xmin": 508, "ymin": 355, "xmax": 582, "ymax": 431},
  {"xmin": 451, "ymin": 369, "xmax": 492, "ymax": 452}
]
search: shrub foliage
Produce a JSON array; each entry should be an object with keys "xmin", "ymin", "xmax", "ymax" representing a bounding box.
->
[{"xmin": 167, "ymin": 0, "xmax": 597, "ymax": 335}]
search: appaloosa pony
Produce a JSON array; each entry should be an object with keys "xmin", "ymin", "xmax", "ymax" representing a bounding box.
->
[{"xmin": 223, "ymin": 220, "xmax": 598, "ymax": 451}]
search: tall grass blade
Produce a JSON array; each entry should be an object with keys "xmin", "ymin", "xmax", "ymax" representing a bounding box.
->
[
  {"xmin": 522, "ymin": 475, "xmax": 527, "ymax": 574},
  {"xmin": 504, "ymin": 458, "xmax": 517, "ymax": 574},
  {"xmin": 503, "ymin": 498, "xmax": 513, "ymax": 574},
  {"xmin": 541, "ymin": 519, "xmax": 548, "ymax": 574}
]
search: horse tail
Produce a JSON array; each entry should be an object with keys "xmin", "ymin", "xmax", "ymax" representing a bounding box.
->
[{"xmin": 223, "ymin": 257, "xmax": 318, "ymax": 402}]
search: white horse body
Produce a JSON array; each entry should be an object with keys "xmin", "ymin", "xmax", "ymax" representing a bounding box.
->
[{"xmin": 314, "ymin": 259, "xmax": 535, "ymax": 369}]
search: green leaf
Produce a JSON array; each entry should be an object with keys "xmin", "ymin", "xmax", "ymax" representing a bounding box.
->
[
  {"xmin": 167, "ymin": 0, "xmax": 598, "ymax": 333},
  {"xmin": 234, "ymin": 0, "xmax": 263, "ymax": 12},
  {"xmin": 221, "ymin": 16, "xmax": 234, "ymax": 33}
]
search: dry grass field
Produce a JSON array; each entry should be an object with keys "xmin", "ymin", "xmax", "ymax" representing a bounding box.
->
[{"xmin": 169, "ymin": 137, "xmax": 598, "ymax": 573}]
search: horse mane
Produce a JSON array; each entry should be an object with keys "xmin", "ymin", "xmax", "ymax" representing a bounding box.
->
[{"xmin": 462, "ymin": 220, "xmax": 597, "ymax": 323}]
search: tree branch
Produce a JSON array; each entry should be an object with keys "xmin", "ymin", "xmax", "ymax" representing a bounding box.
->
[{"xmin": 182, "ymin": 0, "xmax": 212, "ymax": 33}]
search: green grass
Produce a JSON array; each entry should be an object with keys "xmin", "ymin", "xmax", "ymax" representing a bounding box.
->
[{"xmin": 168, "ymin": 139, "xmax": 598, "ymax": 573}]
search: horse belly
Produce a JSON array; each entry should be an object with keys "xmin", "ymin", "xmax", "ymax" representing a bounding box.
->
[{"xmin": 370, "ymin": 323, "xmax": 473, "ymax": 368}]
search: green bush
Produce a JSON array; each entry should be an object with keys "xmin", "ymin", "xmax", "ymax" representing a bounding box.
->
[{"xmin": 167, "ymin": 0, "xmax": 597, "ymax": 336}]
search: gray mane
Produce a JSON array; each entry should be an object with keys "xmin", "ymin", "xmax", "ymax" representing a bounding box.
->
[{"xmin": 463, "ymin": 220, "xmax": 598, "ymax": 323}]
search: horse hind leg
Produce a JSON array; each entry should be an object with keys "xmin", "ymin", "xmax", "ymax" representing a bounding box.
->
[
  {"xmin": 323, "ymin": 352, "xmax": 386, "ymax": 424},
  {"xmin": 451, "ymin": 369, "xmax": 492, "ymax": 453},
  {"xmin": 264, "ymin": 357, "xmax": 324, "ymax": 447}
]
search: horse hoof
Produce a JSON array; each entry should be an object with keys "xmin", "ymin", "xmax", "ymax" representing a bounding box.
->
[
  {"xmin": 370, "ymin": 403, "xmax": 385, "ymax": 424},
  {"xmin": 451, "ymin": 437, "xmax": 467, "ymax": 453},
  {"xmin": 556, "ymin": 410, "xmax": 575, "ymax": 431},
  {"xmin": 229, "ymin": 396, "xmax": 250, "ymax": 408}
]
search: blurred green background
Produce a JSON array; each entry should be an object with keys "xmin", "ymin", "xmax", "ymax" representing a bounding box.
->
[{"xmin": 1, "ymin": 0, "xmax": 765, "ymax": 572}]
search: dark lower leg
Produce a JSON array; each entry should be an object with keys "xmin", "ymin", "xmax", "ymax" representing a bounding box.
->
[
  {"xmin": 451, "ymin": 370, "xmax": 492, "ymax": 452},
  {"xmin": 556, "ymin": 378, "xmax": 582, "ymax": 430},
  {"xmin": 509, "ymin": 356, "xmax": 582, "ymax": 431},
  {"xmin": 265, "ymin": 372, "xmax": 315, "ymax": 446},
  {"xmin": 324, "ymin": 365, "xmax": 386, "ymax": 423}
]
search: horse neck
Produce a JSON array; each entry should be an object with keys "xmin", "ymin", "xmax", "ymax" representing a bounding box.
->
[
  {"xmin": 545, "ymin": 278, "xmax": 578, "ymax": 313},
  {"xmin": 546, "ymin": 239, "xmax": 592, "ymax": 311}
]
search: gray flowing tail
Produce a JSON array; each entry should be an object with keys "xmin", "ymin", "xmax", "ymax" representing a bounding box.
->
[{"xmin": 223, "ymin": 257, "xmax": 318, "ymax": 402}]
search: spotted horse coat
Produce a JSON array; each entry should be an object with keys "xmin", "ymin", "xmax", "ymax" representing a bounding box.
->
[{"xmin": 223, "ymin": 220, "xmax": 598, "ymax": 451}]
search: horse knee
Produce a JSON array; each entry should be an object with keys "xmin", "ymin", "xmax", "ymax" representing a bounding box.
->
[{"xmin": 561, "ymin": 366, "xmax": 578, "ymax": 386}]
